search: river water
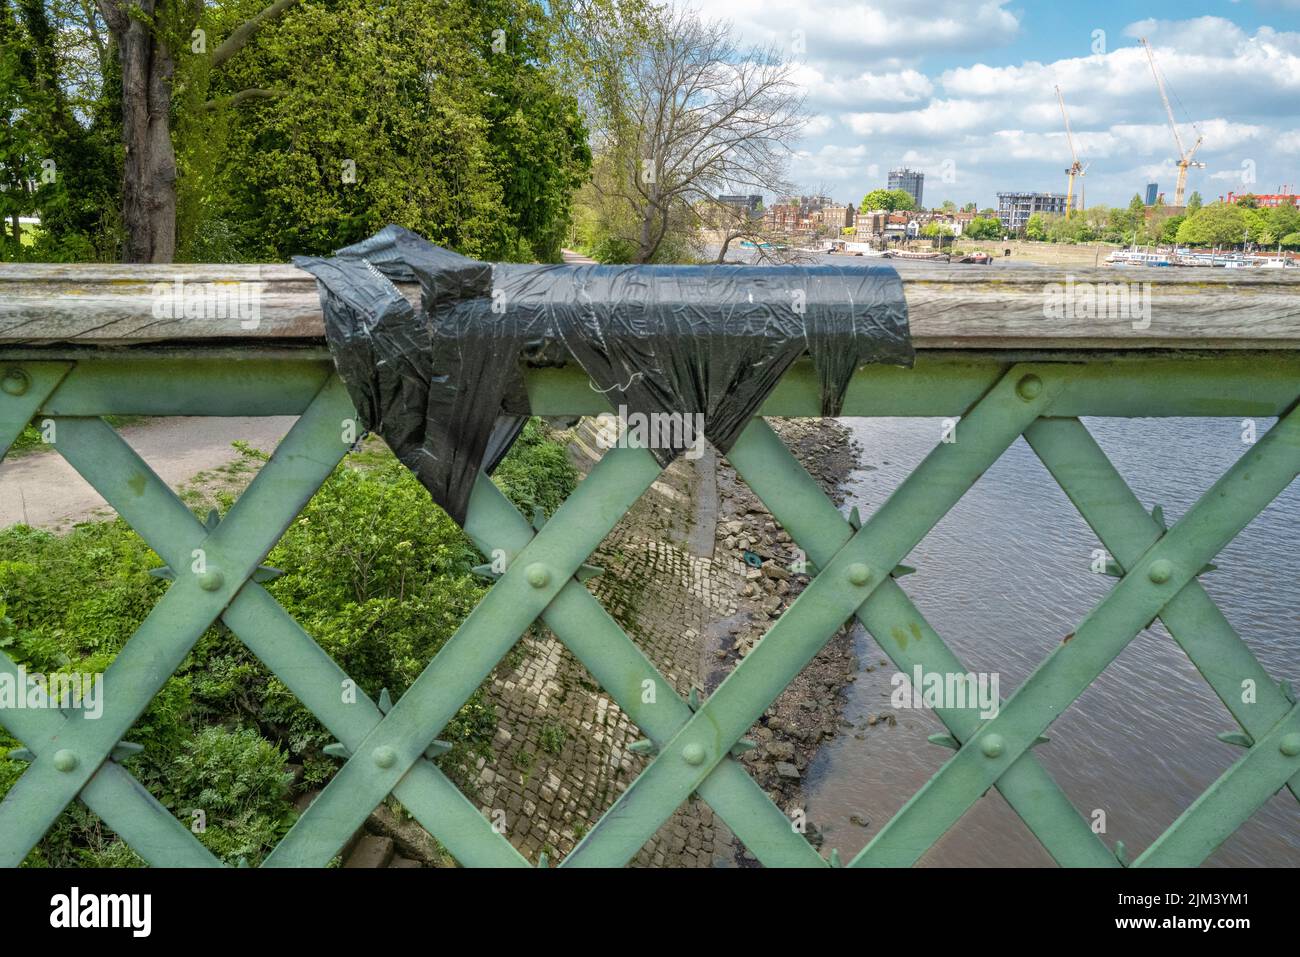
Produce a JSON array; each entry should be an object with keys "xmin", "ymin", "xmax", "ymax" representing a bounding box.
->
[{"xmin": 802, "ymin": 415, "xmax": 1299, "ymax": 866}]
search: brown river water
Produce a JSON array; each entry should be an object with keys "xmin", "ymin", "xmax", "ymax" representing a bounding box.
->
[{"xmin": 803, "ymin": 415, "xmax": 1299, "ymax": 867}]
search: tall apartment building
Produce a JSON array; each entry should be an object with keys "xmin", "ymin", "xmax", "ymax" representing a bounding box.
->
[
  {"xmin": 996, "ymin": 191, "xmax": 1068, "ymax": 233},
  {"xmin": 1144, "ymin": 183, "xmax": 1159, "ymax": 206},
  {"xmin": 888, "ymin": 168, "xmax": 924, "ymax": 209}
]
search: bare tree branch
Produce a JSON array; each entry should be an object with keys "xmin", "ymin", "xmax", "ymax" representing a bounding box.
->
[{"xmin": 590, "ymin": 7, "xmax": 807, "ymax": 263}]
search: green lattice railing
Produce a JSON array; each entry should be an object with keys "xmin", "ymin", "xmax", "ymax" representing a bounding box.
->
[{"xmin": 1, "ymin": 263, "xmax": 1298, "ymax": 867}]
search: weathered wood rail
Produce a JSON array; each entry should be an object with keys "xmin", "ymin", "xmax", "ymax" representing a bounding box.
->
[
  {"xmin": 2, "ymin": 262, "xmax": 1300, "ymax": 349},
  {"xmin": 0, "ymin": 260, "xmax": 1297, "ymax": 869}
]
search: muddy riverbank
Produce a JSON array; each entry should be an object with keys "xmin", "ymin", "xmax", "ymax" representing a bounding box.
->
[{"xmin": 705, "ymin": 418, "xmax": 865, "ymax": 864}]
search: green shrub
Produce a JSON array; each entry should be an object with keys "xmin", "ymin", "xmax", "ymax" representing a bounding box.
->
[
  {"xmin": 169, "ymin": 727, "xmax": 296, "ymax": 863},
  {"xmin": 0, "ymin": 418, "xmax": 577, "ymax": 864}
]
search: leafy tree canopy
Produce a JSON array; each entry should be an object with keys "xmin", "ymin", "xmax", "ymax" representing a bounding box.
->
[{"xmin": 861, "ymin": 188, "xmax": 916, "ymax": 213}]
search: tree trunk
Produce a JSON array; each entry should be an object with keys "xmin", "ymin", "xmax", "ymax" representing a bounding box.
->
[{"xmin": 114, "ymin": 4, "xmax": 176, "ymax": 263}]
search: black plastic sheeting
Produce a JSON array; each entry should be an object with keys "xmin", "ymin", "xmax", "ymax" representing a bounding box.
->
[{"xmin": 296, "ymin": 225, "xmax": 911, "ymax": 525}]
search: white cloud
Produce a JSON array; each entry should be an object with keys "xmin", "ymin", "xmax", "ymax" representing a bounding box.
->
[
  {"xmin": 1122, "ymin": 16, "xmax": 1249, "ymax": 54},
  {"xmin": 687, "ymin": 0, "xmax": 1020, "ymax": 65},
  {"xmin": 656, "ymin": 6, "xmax": 1300, "ymax": 205},
  {"xmin": 842, "ymin": 99, "xmax": 1004, "ymax": 139},
  {"xmin": 802, "ymin": 114, "xmax": 835, "ymax": 137}
]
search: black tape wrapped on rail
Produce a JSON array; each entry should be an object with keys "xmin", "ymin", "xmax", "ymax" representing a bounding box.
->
[{"xmin": 296, "ymin": 225, "xmax": 911, "ymax": 525}]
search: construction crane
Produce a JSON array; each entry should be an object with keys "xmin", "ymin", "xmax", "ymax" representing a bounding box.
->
[
  {"xmin": 1056, "ymin": 85, "xmax": 1084, "ymax": 218},
  {"xmin": 1141, "ymin": 37, "xmax": 1204, "ymax": 207}
]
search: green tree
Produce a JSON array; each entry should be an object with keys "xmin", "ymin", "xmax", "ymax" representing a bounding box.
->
[
  {"xmin": 92, "ymin": 0, "xmax": 309, "ymax": 262},
  {"xmin": 0, "ymin": 0, "xmax": 42, "ymax": 255},
  {"xmin": 201, "ymin": 0, "xmax": 591, "ymax": 262},
  {"xmin": 861, "ymin": 188, "xmax": 916, "ymax": 213},
  {"xmin": 1045, "ymin": 212, "xmax": 1093, "ymax": 244},
  {"xmin": 0, "ymin": 0, "xmax": 119, "ymax": 261},
  {"xmin": 1257, "ymin": 200, "xmax": 1300, "ymax": 248},
  {"xmin": 1105, "ymin": 196, "xmax": 1149, "ymax": 244},
  {"xmin": 1175, "ymin": 202, "xmax": 1248, "ymax": 247},
  {"xmin": 964, "ymin": 216, "xmax": 1001, "ymax": 240},
  {"xmin": 1160, "ymin": 214, "xmax": 1186, "ymax": 244},
  {"xmin": 1025, "ymin": 213, "xmax": 1047, "ymax": 241},
  {"xmin": 1186, "ymin": 191, "xmax": 1203, "ymax": 213}
]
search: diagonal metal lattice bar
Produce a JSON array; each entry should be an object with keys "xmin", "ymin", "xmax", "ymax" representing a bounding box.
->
[
  {"xmin": 456, "ymin": 476, "xmax": 827, "ymax": 866},
  {"xmin": 1025, "ymin": 416, "xmax": 1300, "ymax": 806},
  {"xmin": 562, "ymin": 365, "xmax": 1071, "ymax": 866},
  {"xmin": 264, "ymin": 445, "xmax": 667, "ymax": 866},
  {"xmin": 1134, "ymin": 701, "xmax": 1300, "ymax": 866},
  {"xmin": 2, "ymin": 347, "xmax": 1297, "ymax": 868},
  {"xmin": 0, "ymin": 646, "xmax": 219, "ymax": 867},
  {"xmin": 0, "ymin": 363, "xmax": 71, "ymax": 458},
  {"xmin": 726, "ymin": 418, "xmax": 1119, "ymax": 867},
  {"xmin": 0, "ymin": 379, "xmax": 354, "ymax": 865},
  {"xmin": 46, "ymin": 415, "xmax": 527, "ymax": 867},
  {"xmin": 851, "ymin": 400, "xmax": 1300, "ymax": 866}
]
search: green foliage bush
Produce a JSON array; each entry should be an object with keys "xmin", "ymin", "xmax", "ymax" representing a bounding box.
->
[{"xmin": 0, "ymin": 419, "xmax": 577, "ymax": 865}]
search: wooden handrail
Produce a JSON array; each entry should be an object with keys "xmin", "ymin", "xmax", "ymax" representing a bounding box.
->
[{"xmin": 1, "ymin": 262, "xmax": 1298, "ymax": 349}]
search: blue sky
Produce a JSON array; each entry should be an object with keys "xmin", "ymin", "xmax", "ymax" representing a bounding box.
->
[{"xmin": 687, "ymin": 0, "xmax": 1300, "ymax": 208}]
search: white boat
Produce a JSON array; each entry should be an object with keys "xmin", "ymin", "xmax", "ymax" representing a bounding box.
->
[{"xmin": 1105, "ymin": 249, "xmax": 1172, "ymax": 267}]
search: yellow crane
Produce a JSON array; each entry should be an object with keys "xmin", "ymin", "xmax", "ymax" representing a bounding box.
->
[
  {"xmin": 1056, "ymin": 85, "xmax": 1084, "ymax": 218},
  {"xmin": 1141, "ymin": 37, "xmax": 1204, "ymax": 207}
]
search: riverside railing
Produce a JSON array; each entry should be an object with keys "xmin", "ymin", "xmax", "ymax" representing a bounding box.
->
[{"xmin": 0, "ymin": 261, "xmax": 1298, "ymax": 868}]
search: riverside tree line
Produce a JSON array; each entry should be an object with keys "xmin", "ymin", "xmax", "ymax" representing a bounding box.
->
[
  {"xmin": 860, "ymin": 188, "xmax": 1300, "ymax": 249},
  {"xmin": 4, "ymin": 2, "xmax": 1287, "ymax": 266},
  {"xmin": 1, "ymin": 0, "xmax": 810, "ymax": 266}
]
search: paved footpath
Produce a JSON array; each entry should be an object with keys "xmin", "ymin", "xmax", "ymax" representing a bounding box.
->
[{"xmin": 0, "ymin": 417, "xmax": 297, "ymax": 530}]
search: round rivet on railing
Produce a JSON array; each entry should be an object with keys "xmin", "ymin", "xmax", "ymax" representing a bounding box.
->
[
  {"xmin": 682, "ymin": 742, "xmax": 706, "ymax": 766},
  {"xmin": 1015, "ymin": 374, "xmax": 1043, "ymax": 401},
  {"xmin": 1, "ymin": 368, "xmax": 30, "ymax": 396},
  {"xmin": 197, "ymin": 569, "xmax": 225, "ymax": 592},
  {"xmin": 373, "ymin": 746, "xmax": 398, "ymax": 768},
  {"xmin": 525, "ymin": 563, "xmax": 551, "ymax": 588},
  {"xmin": 980, "ymin": 734, "xmax": 1005, "ymax": 758},
  {"xmin": 1147, "ymin": 560, "xmax": 1173, "ymax": 585},
  {"xmin": 846, "ymin": 563, "xmax": 872, "ymax": 586},
  {"xmin": 1280, "ymin": 734, "xmax": 1300, "ymax": 757},
  {"xmin": 52, "ymin": 749, "xmax": 78, "ymax": 772}
]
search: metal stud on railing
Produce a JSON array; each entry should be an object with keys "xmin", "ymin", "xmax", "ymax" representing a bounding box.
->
[
  {"xmin": 51, "ymin": 750, "xmax": 78, "ymax": 772},
  {"xmin": 1015, "ymin": 373, "xmax": 1043, "ymax": 400},
  {"xmin": 197, "ymin": 569, "xmax": 225, "ymax": 592},
  {"xmin": 0, "ymin": 368, "xmax": 29, "ymax": 396},
  {"xmin": 846, "ymin": 563, "xmax": 872, "ymax": 586},
  {"xmin": 1147, "ymin": 559, "xmax": 1173, "ymax": 584}
]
